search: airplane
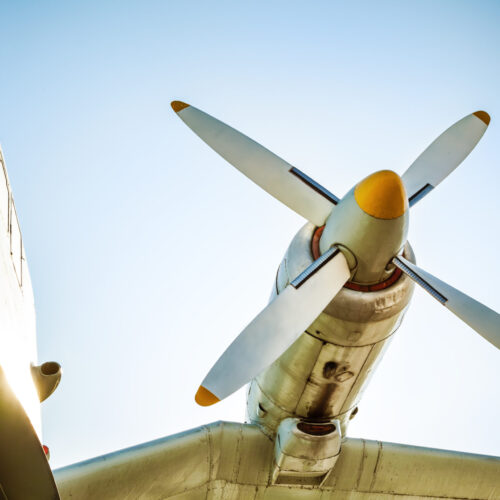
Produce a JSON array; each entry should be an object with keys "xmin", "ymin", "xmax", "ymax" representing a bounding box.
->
[{"xmin": 0, "ymin": 103, "xmax": 498, "ymax": 499}]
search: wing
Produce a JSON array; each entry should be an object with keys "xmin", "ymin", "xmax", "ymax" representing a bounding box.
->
[
  {"xmin": 54, "ymin": 421, "xmax": 500, "ymax": 499},
  {"xmin": 54, "ymin": 422, "xmax": 273, "ymax": 499}
]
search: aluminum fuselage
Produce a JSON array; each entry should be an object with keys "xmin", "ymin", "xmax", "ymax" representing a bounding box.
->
[{"xmin": 0, "ymin": 148, "xmax": 40, "ymax": 436}]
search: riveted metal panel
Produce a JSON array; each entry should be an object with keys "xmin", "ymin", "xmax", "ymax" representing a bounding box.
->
[
  {"xmin": 255, "ymin": 333, "xmax": 323, "ymax": 414},
  {"xmin": 338, "ymin": 338, "xmax": 394, "ymax": 415},
  {"xmin": 295, "ymin": 341, "xmax": 372, "ymax": 417},
  {"xmin": 55, "ymin": 425, "xmax": 500, "ymax": 499}
]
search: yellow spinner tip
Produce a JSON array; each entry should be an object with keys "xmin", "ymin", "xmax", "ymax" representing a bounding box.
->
[
  {"xmin": 171, "ymin": 101, "xmax": 190, "ymax": 113},
  {"xmin": 195, "ymin": 386, "xmax": 220, "ymax": 407},
  {"xmin": 473, "ymin": 111, "xmax": 490, "ymax": 126},
  {"xmin": 354, "ymin": 170, "xmax": 408, "ymax": 219}
]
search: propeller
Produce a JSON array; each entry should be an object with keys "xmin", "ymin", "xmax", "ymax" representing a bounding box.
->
[
  {"xmin": 171, "ymin": 101, "xmax": 338, "ymax": 226},
  {"xmin": 172, "ymin": 101, "xmax": 497, "ymax": 406},
  {"xmin": 195, "ymin": 246, "xmax": 350, "ymax": 406},
  {"xmin": 394, "ymin": 256, "xmax": 500, "ymax": 349},
  {"xmin": 402, "ymin": 111, "xmax": 490, "ymax": 206}
]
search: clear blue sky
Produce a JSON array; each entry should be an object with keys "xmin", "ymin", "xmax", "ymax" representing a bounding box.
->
[{"xmin": 0, "ymin": 1, "xmax": 499, "ymax": 467}]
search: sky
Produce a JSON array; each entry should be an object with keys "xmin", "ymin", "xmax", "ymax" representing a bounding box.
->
[{"xmin": 0, "ymin": 1, "xmax": 499, "ymax": 468}]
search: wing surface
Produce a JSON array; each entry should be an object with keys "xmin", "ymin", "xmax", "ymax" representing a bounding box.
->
[{"xmin": 54, "ymin": 421, "xmax": 500, "ymax": 499}]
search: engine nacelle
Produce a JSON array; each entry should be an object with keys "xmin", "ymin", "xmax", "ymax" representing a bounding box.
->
[{"xmin": 247, "ymin": 223, "xmax": 415, "ymax": 437}]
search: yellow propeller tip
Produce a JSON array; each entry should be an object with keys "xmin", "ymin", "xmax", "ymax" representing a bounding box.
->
[
  {"xmin": 195, "ymin": 386, "xmax": 220, "ymax": 406},
  {"xmin": 354, "ymin": 170, "xmax": 408, "ymax": 219},
  {"xmin": 473, "ymin": 111, "xmax": 490, "ymax": 125},
  {"xmin": 171, "ymin": 101, "xmax": 190, "ymax": 113}
]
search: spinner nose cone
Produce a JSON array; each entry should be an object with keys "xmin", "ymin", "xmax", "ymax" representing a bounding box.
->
[{"xmin": 354, "ymin": 170, "xmax": 408, "ymax": 219}]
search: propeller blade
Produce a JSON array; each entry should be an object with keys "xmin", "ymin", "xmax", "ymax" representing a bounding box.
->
[
  {"xmin": 195, "ymin": 246, "xmax": 350, "ymax": 406},
  {"xmin": 171, "ymin": 101, "xmax": 338, "ymax": 226},
  {"xmin": 394, "ymin": 256, "xmax": 500, "ymax": 349},
  {"xmin": 402, "ymin": 111, "xmax": 490, "ymax": 206}
]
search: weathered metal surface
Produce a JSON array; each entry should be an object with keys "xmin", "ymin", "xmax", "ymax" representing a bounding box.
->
[
  {"xmin": 54, "ymin": 421, "xmax": 500, "ymax": 499},
  {"xmin": 272, "ymin": 418, "xmax": 341, "ymax": 485},
  {"xmin": 249, "ymin": 223, "xmax": 415, "ymax": 436}
]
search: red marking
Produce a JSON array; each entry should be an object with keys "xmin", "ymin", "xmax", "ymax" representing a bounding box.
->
[
  {"xmin": 42, "ymin": 445, "xmax": 49, "ymax": 457},
  {"xmin": 343, "ymin": 268, "xmax": 402, "ymax": 291},
  {"xmin": 311, "ymin": 225, "xmax": 325, "ymax": 260},
  {"xmin": 311, "ymin": 225, "xmax": 403, "ymax": 292}
]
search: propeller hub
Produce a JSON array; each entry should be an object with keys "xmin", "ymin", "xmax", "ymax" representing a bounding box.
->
[
  {"xmin": 320, "ymin": 171, "xmax": 409, "ymax": 284},
  {"xmin": 354, "ymin": 170, "xmax": 408, "ymax": 219}
]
